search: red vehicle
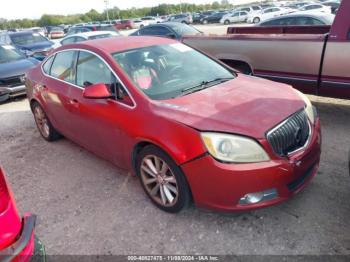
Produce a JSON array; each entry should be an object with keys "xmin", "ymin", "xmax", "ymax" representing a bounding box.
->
[
  {"xmin": 0, "ymin": 166, "xmax": 44, "ymax": 261},
  {"xmin": 114, "ymin": 20, "xmax": 134, "ymax": 30},
  {"xmin": 25, "ymin": 37, "xmax": 321, "ymax": 213}
]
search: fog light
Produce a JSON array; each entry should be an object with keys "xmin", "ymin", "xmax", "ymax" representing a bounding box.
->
[{"xmin": 239, "ymin": 189, "xmax": 278, "ymax": 205}]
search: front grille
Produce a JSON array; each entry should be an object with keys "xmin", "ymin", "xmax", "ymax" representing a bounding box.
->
[
  {"xmin": 267, "ymin": 110, "xmax": 310, "ymax": 157},
  {"xmin": 0, "ymin": 75, "xmax": 25, "ymax": 88}
]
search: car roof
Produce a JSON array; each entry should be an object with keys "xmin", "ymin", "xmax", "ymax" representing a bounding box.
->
[
  {"xmin": 260, "ymin": 12, "xmax": 335, "ymax": 24},
  {"xmin": 8, "ymin": 31, "xmax": 35, "ymax": 36},
  {"xmin": 60, "ymin": 36, "xmax": 177, "ymax": 54},
  {"xmin": 65, "ymin": 31, "xmax": 116, "ymax": 39}
]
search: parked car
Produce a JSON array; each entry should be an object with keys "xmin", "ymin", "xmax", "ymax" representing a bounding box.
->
[
  {"xmin": 0, "ymin": 166, "xmax": 45, "ymax": 260},
  {"xmin": 259, "ymin": 13, "xmax": 335, "ymax": 26},
  {"xmin": 29, "ymin": 27, "xmax": 46, "ymax": 36},
  {"xmin": 182, "ymin": 0, "xmax": 349, "ymax": 99},
  {"xmin": 247, "ymin": 7, "xmax": 293, "ymax": 23},
  {"xmin": 67, "ymin": 24, "xmax": 118, "ymax": 36},
  {"xmin": 26, "ymin": 37, "xmax": 321, "ymax": 213},
  {"xmin": 1, "ymin": 31, "xmax": 54, "ymax": 61},
  {"xmin": 141, "ymin": 16, "xmax": 161, "ymax": 24},
  {"xmin": 47, "ymin": 26, "xmax": 65, "ymax": 39},
  {"xmin": 320, "ymin": 1, "xmax": 340, "ymax": 14},
  {"xmin": 298, "ymin": 4, "xmax": 332, "ymax": 14},
  {"xmin": 201, "ymin": 12, "xmax": 229, "ymax": 24},
  {"xmin": 130, "ymin": 22, "xmax": 201, "ymax": 40},
  {"xmin": 59, "ymin": 31, "xmax": 119, "ymax": 46},
  {"xmin": 192, "ymin": 11, "xmax": 214, "ymax": 24},
  {"xmin": 133, "ymin": 19, "xmax": 149, "ymax": 29},
  {"xmin": 168, "ymin": 14, "xmax": 193, "ymax": 24},
  {"xmin": 0, "ymin": 44, "xmax": 39, "ymax": 102},
  {"xmin": 234, "ymin": 5, "xmax": 262, "ymax": 13},
  {"xmin": 114, "ymin": 19, "xmax": 135, "ymax": 30},
  {"xmin": 220, "ymin": 11, "xmax": 249, "ymax": 24}
]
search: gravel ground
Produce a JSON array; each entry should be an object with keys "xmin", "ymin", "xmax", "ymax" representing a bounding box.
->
[{"xmin": 0, "ymin": 94, "xmax": 349, "ymax": 256}]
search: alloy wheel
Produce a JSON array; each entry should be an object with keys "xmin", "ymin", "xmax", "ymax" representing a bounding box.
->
[
  {"xmin": 140, "ymin": 155, "xmax": 179, "ymax": 207},
  {"xmin": 33, "ymin": 106, "xmax": 50, "ymax": 138}
]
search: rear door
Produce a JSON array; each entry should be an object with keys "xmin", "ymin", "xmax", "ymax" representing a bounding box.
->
[{"xmin": 40, "ymin": 50, "xmax": 79, "ymax": 138}]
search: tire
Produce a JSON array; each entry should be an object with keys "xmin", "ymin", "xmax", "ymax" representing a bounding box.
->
[
  {"xmin": 202, "ymin": 19, "xmax": 208, "ymax": 25},
  {"xmin": 253, "ymin": 17, "xmax": 260, "ymax": 24},
  {"xmin": 224, "ymin": 20, "xmax": 230, "ymax": 25},
  {"xmin": 136, "ymin": 145, "xmax": 191, "ymax": 213},
  {"xmin": 32, "ymin": 102, "xmax": 62, "ymax": 141},
  {"xmin": 140, "ymin": 24, "xmax": 144, "ymax": 28},
  {"xmin": 126, "ymin": 26, "xmax": 131, "ymax": 30},
  {"xmin": 31, "ymin": 236, "xmax": 46, "ymax": 262}
]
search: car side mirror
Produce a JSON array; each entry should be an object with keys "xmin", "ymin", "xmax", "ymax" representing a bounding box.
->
[{"xmin": 83, "ymin": 83, "xmax": 113, "ymax": 99}]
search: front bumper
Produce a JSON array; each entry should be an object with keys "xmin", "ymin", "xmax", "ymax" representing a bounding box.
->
[
  {"xmin": 182, "ymin": 119, "xmax": 321, "ymax": 212},
  {"xmin": 0, "ymin": 85, "xmax": 26, "ymax": 99},
  {"xmin": 0, "ymin": 215, "xmax": 36, "ymax": 262}
]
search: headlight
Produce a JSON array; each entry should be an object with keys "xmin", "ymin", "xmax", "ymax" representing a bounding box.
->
[
  {"xmin": 201, "ymin": 132, "xmax": 270, "ymax": 163},
  {"xmin": 295, "ymin": 90, "xmax": 316, "ymax": 124}
]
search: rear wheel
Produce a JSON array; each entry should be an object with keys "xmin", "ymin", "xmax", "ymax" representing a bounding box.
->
[
  {"xmin": 32, "ymin": 102, "xmax": 61, "ymax": 141},
  {"xmin": 224, "ymin": 20, "xmax": 230, "ymax": 25},
  {"xmin": 137, "ymin": 145, "xmax": 191, "ymax": 213},
  {"xmin": 202, "ymin": 19, "xmax": 208, "ymax": 24},
  {"xmin": 253, "ymin": 17, "xmax": 260, "ymax": 24}
]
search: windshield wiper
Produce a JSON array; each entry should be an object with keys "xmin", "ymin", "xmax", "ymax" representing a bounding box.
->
[{"xmin": 181, "ymin": 77, "xmax": 234, "ymax": 96}]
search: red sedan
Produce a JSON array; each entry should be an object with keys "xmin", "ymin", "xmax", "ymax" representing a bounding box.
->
[
  {"xmin": 25, "ymin": 37, "xmax": 321, "ymax": 213},
  {"xmin": 0, "ymin": 166, "xmax": 45, "ymax": 260}
]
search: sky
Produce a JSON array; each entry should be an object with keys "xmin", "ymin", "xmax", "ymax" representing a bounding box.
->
[{"xmin": 0, "ymin": 0, "xmax": 256, "ymax": 20}]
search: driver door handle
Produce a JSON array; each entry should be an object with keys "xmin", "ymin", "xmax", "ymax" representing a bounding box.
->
[{"xmin": 69, "ymin": 99, "xmax": 79, "ymax": 108}]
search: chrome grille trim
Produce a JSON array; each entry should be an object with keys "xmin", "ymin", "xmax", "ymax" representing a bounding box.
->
[{"xmin": 267, "ymin": 110, "xmax": 311, "ymax": 157}]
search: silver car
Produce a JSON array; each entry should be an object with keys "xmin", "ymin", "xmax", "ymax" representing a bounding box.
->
[
  {"xmin": 168, "ymin": 14, "xmax": 193, "ymax": 24},
  {"xmin": 220, "ymin": 11, "xmax": 248, "ymax": 24}
]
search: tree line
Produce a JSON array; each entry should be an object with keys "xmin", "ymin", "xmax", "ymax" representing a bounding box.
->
[{"xmin": 0, "ymin": 0, "xmax": 262, "ymax": 29}]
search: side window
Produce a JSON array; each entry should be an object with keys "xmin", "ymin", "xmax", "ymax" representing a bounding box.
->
[
  {"xmin": 139, "ymin": 26, "xmax": 171, "ymax": 36},
  {"xmin": 76, "ymin": 51, "xmax": 115, "ymax": 88},
  {"xmin": 50, "ymin": 51, "xmax": 77, "ymax": 83},
  {"xmin": 75, "ymin": 37, "xmax": 86, "ymax": 43},
  {"xmin": 60, "ymin": 37, "xmax": 76, "ymax": 45},
  {"xmin": 308, "ymin": 18, "xmax": 323, "ymax": 25},
  {"xmin": 42, "ymin": 55, "xmax": 55, "ymax": 74}
]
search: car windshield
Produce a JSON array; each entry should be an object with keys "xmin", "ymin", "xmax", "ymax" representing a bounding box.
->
[
  {"xmin": 10, "ymin": 33, "xmax": 48, "ymax": 45},
  {"xmin": 170, "ymin": 24, "xmax": 201, "ymax": 36},
  {"xmin": 0, "ymin": 45, "xmax": 25, "ymax": 63},
  {"xmin": 112, "ymin": 43, "xmax": 235, "ymax": 100}
]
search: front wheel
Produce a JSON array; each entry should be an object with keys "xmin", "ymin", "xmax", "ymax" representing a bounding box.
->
[
  {"xmin": 224, "ymin": 20, "xmax": 230, "ymax": 25},
  {"xmin": 32, "ymin": 102, "xmax": 62, "ymax": 141},
  {"xmin": 253, "ymin": 17, "xmax": 260, "ymax": 24},
  {"xmin": 137, "ymin": 145, "xmax": 191, "ymax": 213},
  {"xmin": 202, "ymin": 19, "xmax": 208, "ymax": 24}
]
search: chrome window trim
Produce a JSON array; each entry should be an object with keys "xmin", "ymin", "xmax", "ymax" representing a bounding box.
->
[
  {"xmin": 40, "ymin": 48, "xmax": 137, "ymax": 109},
  {"xmin": 266, "ymin": 109, "xmax": 313, "ymax": 157}
]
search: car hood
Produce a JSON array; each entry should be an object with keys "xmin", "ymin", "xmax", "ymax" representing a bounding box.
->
[
  {"xmin": 16, "ymin": 41, "xmax": 53, "ymax": 51},
  {"xmin": 153, "ymin": 75, "xmax": 305, "ymax": 139},
  {"xmin": 0, "ymin": 58, "xmax": 39, "ymax": 79}
]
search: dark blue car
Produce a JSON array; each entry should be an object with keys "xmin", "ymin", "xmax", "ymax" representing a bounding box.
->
[
  {"xmin": 1, "ymin": 31, "xmax": 54, "ymax": 61},
  {"xmin": 0, "ymin": 44, "xmax": 39, "ymax": 102}
]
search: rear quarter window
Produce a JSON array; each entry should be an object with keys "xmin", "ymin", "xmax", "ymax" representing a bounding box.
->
[{"xmin": 42, "ymin": 55, "xmax": 55, "ymax": 74}]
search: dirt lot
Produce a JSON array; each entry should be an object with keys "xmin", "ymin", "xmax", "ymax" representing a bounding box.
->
[{"xmin": 0, "ymin": 94, "xmax": 349, "ymax": 256}]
